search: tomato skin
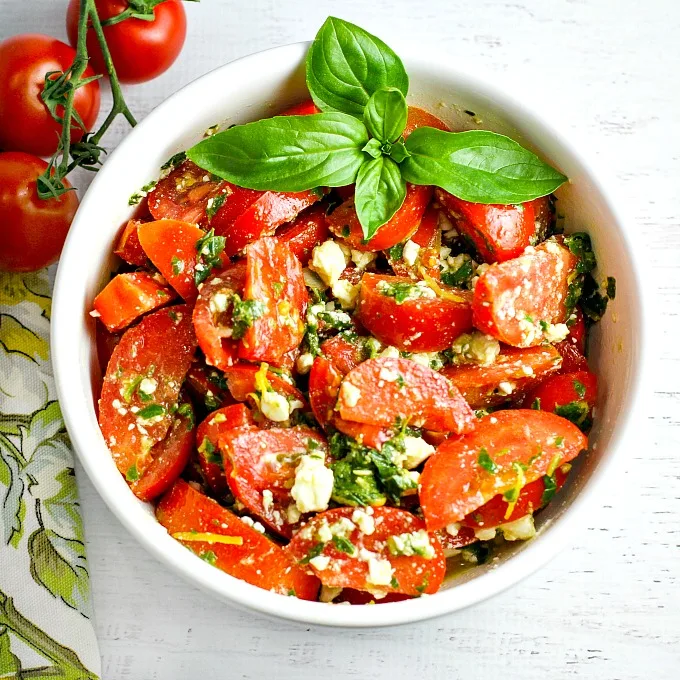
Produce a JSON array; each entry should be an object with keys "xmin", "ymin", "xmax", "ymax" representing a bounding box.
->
[
  {"xmin": 286, "ymin": 507, "xmax": 446, "ymax": 596},
  {"xmin": 0, "ymin": 35, "xmax": 100, "ymax": 156},
  {"xmin": 93, "ymin": 272, "xmax": 176, "ymax": 332},
  {"xmin": 214, "ymin": 189, "xmax": 322, "ymax": 258},
  {"xmin": 327, "ymin": 184, "xmax": 432, "ymax": 252},
  {"xmin": 195, "ymin": 404, "xmax": 255, "ymax": 496},
  {"xmin": 409, "ymin": 203, "xmax": 440, "ymax": 248},
  {"xmin": 357, "ymin": 273, "xmax": 473, "ymax": 352},
  {"xmin": 555, "ymin": 308, "xmax": 588, "ymax": 373},
  {"xmin": 472, "ymin": 239, "xmax": 578, "ymax": 347},
  {"xmin": 337, "ymin": 357, "xmax": 476, "ymax": 434},
  {"xmin": 98, "ymin": 305, "xmax": 197, "ymax": 480},
  {"xmin": 403, "ymin": 106, "xmax": 450, "ymax": 137},
  {"xmin": 277, "ymin": 205, "xmax": 330, "ymax": 265},
  {"xmin": 131, "ymin": 404, "xmax": 194, "ymax": 501},
  {"xmin": 67, "ymin": 0, "xmax": 186, "ymax": 84},
  {"xmin": 156, "ymin": 479, "xmax": 320, "ymax": 600},
  {"xmin": 524, "ymin": 370, "xmax": 598, "ymax": 414},
  {"xmin": 420, "ymin": 409, "xmax": 587, "ymax": 529},
  {"xmin": 222, "ymin": 427, "xmax": 327, "ymax": 538},
  {"xmin": 223, "ymin": 364, "xmax": 308, "ymax": 410},
  {"xmin": 279, "ymin": 99, "xmax": 320, "ymax": 116},
  {"xmin": 0, "ymin": 152, "xmax": 79, "ymax": 272},
  {"xmin": 437, "ymin": 191, "xmax": 550, "ymax": 263},
  {"xmin": 192, "ymin": 263, "xmax": 246, "ymax": 371},
  {"xmin": 238, "ymin": 238, "xmax": 308, "ymax": 365},
  {"xmin": 114, "ymin": 219, "xmax": 148, "ymax": 267},
  {"xmin": 441, "ymin": 345, "xmax": 562, "ymax": 409},
  {"xmin": 184, "ymin": 361, "xmax": 235, "ymax": 412},
  {"xmin": 320, "ymin": 335, "xmax": 364, "ymax": 375}
]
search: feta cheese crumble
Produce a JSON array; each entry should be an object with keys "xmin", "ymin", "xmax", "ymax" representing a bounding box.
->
[{"xmin": 291, "ymin": 453, "xmax": 334, "ymax": 514}]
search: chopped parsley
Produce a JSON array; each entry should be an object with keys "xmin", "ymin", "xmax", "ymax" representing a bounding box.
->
[
  {"xmin": 231, "ymin": 295, "xmax": 265, "ymax": 340},
  {"xmin": 200, "ymin": 437, "xmax": 222, "ymax": 466},
  {"xmin": 171, "ymin": 256, "xmax": 185, "ymax": 276},
  {"xmin": 554, "ymin": 400, "xmax": 591, "ymax": 430},
  {"xmin": 377, "ymin": 281, "xmax": 422, "ymax": 304},
  {"xmin": 415, "ymin": 575, "xmax": 429, "ymax": 594},
  {"xmin": 200, "ymin": 550, "xmax": 218, "ymax": 566},
  {"xmin": 541, "ymin": 473, "xmax": 558, "ymax": 505},
  {"xmin": 390, "ymin": 576, "xmax": 400, "ymax": 589},
  {"xmin": 137, "ymin": 404, "xmax": 166, "ymax": 420},
  {"xmin": 441, "ymin": 257, "xmax": 474, "ymax": 287},
  {"xmin": 332, "ymin": 535, "xmax": 356, "ymax": 555},
  {"xmin": 206, "ymin": 193, "xmax": 227, "ymax": 221},
  {"xmin": 161, "ymin": 151, "xmax": 186, "ymax": 171},
  {"xmin": 573, "ymin": 379, "xmax": 586, "ymax": 399},
  {"xmin": 125, "ymin": 464, "xmax": 139, "ymax": 482},
  {"xmin": 128, "ymin": 180, "xmax": 157, "ymax": 206},
  {"xmin": 387, "ymin": 242, "xmax": 404, "ymax": 261},
  {"xmin": 531, "ymin": 397, "xmax": 542, "ymax": 411},
  {"xmin": 477, "ymin": 448, "xmax": 498, "ymax": 474},
  {"xmin": 300, "ymin": 542, "xmax": 325, "ymax": 564},
  {"xmin": 177, "ymin": 403, "xmax": 195, "ymax": 430},
  {"xmin": 194, "ymin": 229, "xmax": 226, "ymax": 286}
]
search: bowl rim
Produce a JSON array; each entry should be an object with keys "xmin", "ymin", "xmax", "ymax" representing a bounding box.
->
[{"xmin": 52, "ymin": 40, "xmax": 650, "ymax": 627}]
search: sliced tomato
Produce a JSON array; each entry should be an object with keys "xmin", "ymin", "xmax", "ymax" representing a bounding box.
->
[
  {"xmin": 286, "ymin": 507, "xmax": 445, "ymax": 596},
  {"xmin": 223, "ymin": 364, "xmax": 307, "ymax": 410},
  {"xmin": 327, "ymin": 184, "xmax": 432, "ymax": 252},
  {"xmin": 192, "ymin": 263, "xmax": 246, "ymax": 371},
  {"xmin": 280, "ymin": 99, "xmax": 320, "ymax": 116},
  {"xmin": 320, "ymin": 335, "xmax": 364, "ymax": 375},
  {"xmin": 357, "ymin": 273, "xmax": 473, "ymax": 352},
  {"xmin": 147, "ymin": 159, "xmax": 228, "ymax": 225},
  {"xmin": 419, "ymin": 409, "xmax": 587, "ymax": 529},
  {"xmin": 441, "ymin": 345, "xmax": 562, "ymax": 409},
  {"xmin": 403, "ymin": 106, "xmax": 450, "ymax": 138},
  {"xmin": 213, "ymin": 188, "xmax": 323, "ymax": 257},
  {"xmin": 184, "ymin": 360, "xmax": 235, "ymax": 411},
  {"xmin": 195, "ymin": 404, "xmax": 255, "ymax": 496},
  {"xmin": 238, "ymin": 237, "xmax": 308, "ymax": 365},
  {"xmin": 555, "ymin": 308, "xmax": 588, "ymax": 373},
  {"xmin": 98, "ymin": 305, "xmax": 197, "ymax": 481},
  {"xmin": 137, "ymin": 219, "xmax": 225, "ymax": 302},
  {"xmin": 131, "ymin": 401, "xmax": 195, "ymax": 502},
  {"xmin": 523, "ymin": 370, "xmax": 598, "ymax": 429},
  {"xmin": 333, "ymin": 419, "xmax": 394, "ymax": 450},
  {"xmin": 437, "ymin": 191, "xmax": 551, "ymax": 263},
  {"xmin": 95, "ymin": 323, "xmax": 122, "ymax": 374},
  {"xmin": 93, "ymin": 271, "xmax": 175, "ymax": 332},
  {"xmin": 567, "ymin": 308, "xmax": 586, "ymax": 352},
  {"xmin": 410, "ymin": 203, "xmax": 440, "ymax": 247},
  {"xmin": 472, "ymin": 239, "xmax": 578, "ymax": 347},
  {"xmin": 222, "ymin": 427, "xmax": 327, "ymax": 538},
  {"xmin": 156, "ymin": 479, "xmax": 320, "ymax": 599},
  {"xmin": 462, "ymin": 466, "xmax": 569, "ymax": 529},
  {"xmin": 114, "ymin": 219, "xmax": 148, "ymax": 266},
  {"xmin": 336, "ymin": 357, "xmax": 475, "ymax": 433},
  {"xmin": 277, "ymin": 204, "xmax": 329, "ymax": 265}
]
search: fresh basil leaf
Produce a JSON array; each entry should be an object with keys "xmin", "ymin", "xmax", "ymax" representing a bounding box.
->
[
  {"xmin": 362, "ymin": 138, "xmax": 382, "ymax": 159},
  {"xmin": 187, "ymin": 113, "xmax": 369, "ymax": 192},
  {"xmin": 402, "ymin": 128, "xmax": 567, "ymax": 203},
  {"xmin": 354, "ymin": 155, "xmax": 406, "ymax": 240},
  {"xmin": 306, "ymin": 16, "xmax": 409, "ymax": 118},
  {"xmin": 388, "ymin": 141, "xmax": 410, "ymax": 163},
  {"xmin": 363, "ymin": 87, "xmax": 408, "ymax": 143}
]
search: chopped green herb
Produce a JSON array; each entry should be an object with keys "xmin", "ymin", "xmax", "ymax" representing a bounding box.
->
[
  {"xmin": 171, "ymin": 256, "xmax": 184, "ymax": 276},
  {"xmin": 137, "ymin": 404, "xmax": 166, "ymax": 420},
  {"xmin": 310, "ymin": 186, "xmax": 324, "ymax": 199},
  {"xmin": 341, "ymin": 225, "xmax": 350, "ymax": 238},
  {"xmin": 200, "ymin": 437, "xmax": 222, "ymax": 466},
  {"xmin": 272, "ymin": 281, "xmax": 284, "ymax": 296},
  {"xmin": 377, "ymin": 281, "xmax": 424, "ymax": 304},
  {"xmin": 206, "ymin": 193, "xmax": 227, "ymax": 221},
  {"xmin": 539, "ymin": 319, "xmax": 549, "ymax": 332},
  {"xmin": 332, "ymin": 535, "xmax": 356, "ymax": 556},
  {"xmin": 573, "ymin": 379, "xmax": 586, "ymax": 399},
  {"xmin": 177, "ymin": 402, "xmax": 195, "ymax": 430},
  {"xmin": 161, "ymin": 151, "xmax": 186, "ymax": 171},
  {"xmin": 201, "ymin": 550, "xmax": 218, "ymax": 566},
  {"xmin": 461, "ymin": 542, "xmax": 490, "ymax": 565},
  {"xmin": 387, "ymin": 242, "xmax": 404, "ymax": 261},
  {"xmin": 301, "ymin": 542, "xmax": 325, "ymax": 564},
  {"xmin": 531, "ymin": 397, "xmax": 542, "ymax": 411},
  {"xmin": 231, "ymin": 295, "xmax": 265, "ymax": 340},
  {"xmin": 554, "ymin": 400, "xmax": 591, "ymax": 430},
  {"xmin": 194, "ymin": 228, "xmax": 227, "ymax": 286},
  {"xmin": 168, "ymin": 310, "xmax": 179, "ymax": 322},
  {"xmin": 125, "ymin": 464, "xmax": 139, "ymax": 482},
  {"xmin": 554, "ymin": 436, "xmax": 564, "ymax": 448},
  {"xmin": 440, "ymin": 256, "xmax": 474, "ymax": 288},
  {"xmin": 390, "ymin": 576, "xmax": 400, "ymax": 589},
  {"xmin": 541, "ymin": 473, "xmax": 558, "ymax": 505},
  {"xmin": 287, "ymin": 588, "xmax": 297, "ymax": 597},
  {"xmin": 606, "ymin": 276, "xmax": 616, "ymax": 299},
  {"xmin": 415, "ymin": 575, "xmax": 429, "ymax": 594},
  {"xmin": 121, "ymin": 374, "xmax": 144, "ymax": 402},
  {"xmin": 477, "ymin": 448, "xmax": 498, "ymax": 474},
  {"xmin": 317, "ymin": 310, "xmax": 353, "ymax": 330},
  {"xmin": 395, "ymin": 374, "xmax": 406, "ymax": 389}
]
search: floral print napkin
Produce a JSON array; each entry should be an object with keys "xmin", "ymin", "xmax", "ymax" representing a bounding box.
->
[{"xmin": 0, "ymin": 269, "xmax": 100, "ymax": 679}]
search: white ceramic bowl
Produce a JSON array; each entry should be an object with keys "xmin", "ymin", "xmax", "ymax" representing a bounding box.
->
[{"xmin": 52, "ymin": 41, "xmax": 648, "ymax": 627}]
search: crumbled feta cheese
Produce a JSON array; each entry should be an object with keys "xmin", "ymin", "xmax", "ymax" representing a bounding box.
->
[
  {"xmin": 351, "ymin": 249, "xmax": 377, "ymax": 270},
  {"xmin": 240, "ymin": 516, "xmax": 266, "ymax": 534},
  {"xmin": 328, "ymin": 517, "xmax": 356, "ymax": 538},
  {"xmin": 286, "ymin": 503, "xmax": 302, "ymax": 525},
  {"xmin": 379, "ymin": 345, "xmax": 401, "ymax": 359},
  {"xmin": 262, "ymin": 489, "xmax": 274, "ymax": 513},
  {"xmin": 474, "ymin": 527, "xmax": 497, "ymax": 541},
  {"xmin": 379, "ymin": 367, "xmax": 399, "ymax": 382},
  {"xmin": 309, "ymin": 240, "xmax": 349, "ymax": 287},
  {"xmin": 387, "ymin": 530, "xmax": 436, "ymax": 559},
  {"xmin": 450, "ymin": 331, "xmax": 501, "ymax": 366},
  {"xmin": 445, "ymin": 522, "xmax": 461, "ymax": 537},
  {"xmin": 408, "ymin": 352, "xmax": 444, "ymax": 370},
  {"xmin": 402, "ymin": 239, "xmax": 421, "ymax": 266},
  {"xmin": 291, "ymin": 453, "xmax": 334, "ymax": 514},
  {"xmin": 499, "ymin": 514, "xmax": 536, "ymax": 541},
  {"xmin": 316, "ymin": 520, "xmax": 333, "ymax": 543},
  {"xmin": 366, "ymin": 558, "xmax": 394, "ymax": 586},
  {"xmin": 138, "ymin": 377, "xmax": 157, "ymax": 396},
  {"xmin": 398, "ymin": 436, "xmax": 435, "ymax": 469},
  {"xmin": 296, "ymin": 353, "xmax": 314, "ymax": 375},
  {"xmin": 331, "ymin": 279, "xmax": 361, "ymax": 309},
  {"xmin": 309, "ymin": 555, "xmax": 331, "ymax": 571},
  {"xmin": 209, "ymin": 292, "xmax": 230, "ymax": 314},
  {"xmin": 339, "ymin": 382, "xmax": 361, "ymax": 408},
  {"xmin": 543, "ymin": 322, "xmax": 570, "ymax": 343},
  {"xmin": 497, "ymin": 381, "xmax": 516, "ymax": 396},
  {"xmin": 302, "ymin": 268, "xmax": 326, "ymax": 290},
  {"xmin": 351, "ymin": 509, "xmax": 375, "ymax": 535},
  {"xmin": 260, "ymin": 391, "xmax": 290, "ymax": 422}
]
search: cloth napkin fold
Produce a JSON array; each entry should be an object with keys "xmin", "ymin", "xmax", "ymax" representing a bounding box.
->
[{"xmin": 0, "ymin": 269, "xmax": 101, "ymax": 679}]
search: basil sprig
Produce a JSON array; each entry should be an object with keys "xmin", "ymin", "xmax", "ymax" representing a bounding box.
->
[{"xmin": 187, "ymin": 16, "xmax": 567, "ymax": 240}]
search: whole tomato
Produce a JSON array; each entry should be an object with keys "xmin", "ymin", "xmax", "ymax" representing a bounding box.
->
[
  {"xmin": 0, "ymin": 152, "xmax": 79, "ymax": 272},
  {"xmin": 66, "ymin": 0, "xmax": 187, "ymax": 84},
  {"xmin": 0, "ymin": 35, "xmax": 101, "ymax": 157}
]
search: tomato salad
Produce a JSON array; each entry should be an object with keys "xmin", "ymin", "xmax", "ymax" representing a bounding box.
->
[{"xmin": 93, "ymin": 18, "xmax": 613, "ymax": 604}]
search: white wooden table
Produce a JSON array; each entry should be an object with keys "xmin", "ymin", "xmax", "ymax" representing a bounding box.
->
[{"xmin": 4, "ymin": 0, "xmax": 679, "ymax": 677}]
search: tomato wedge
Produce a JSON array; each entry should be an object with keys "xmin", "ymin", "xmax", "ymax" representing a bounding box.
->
[
  {"xmin": 280, "ymin": 99, "xmax": 321, "ymax": 116},
  {"xmin": 336, "ymin": 357, "xmax": 476, "ymax": 433},
  {"xmin": 403, "ymin": 106, "xmax": 450, "ymax": 137},
  {"xmin": 419, "ymin": 409, "xmax": 587, "ymax": 529},
  {"xmin": 221, "ymin": 426, "xmax": 327, "ymax": 538},
  {"xmin": 137, "ymin": 219, "xmax": 224, "ymax": 302},
  {"xmin": 223, "ymin": 364, "xmax": 307, "ymax": 410},
  {"xmin": 555, "ymin": 308, "xmax": 588, "ymax": 373},
  {"xmin": 114, "ymin": 219, "xmax": 148, "ymax": 266},
  {"xmin": 286, "ymin": 507, "xmax": 445, "ymax": 596},
  {"xmin": 320, "ymin": 335, "xmax": 364, "ymax": 375},
  {"xmin": 192, "ymin": 263, "xmax": 246, "ymax": 371},
  {"xmin": 213, "ymin": 188, "xmax": 323, "ymax": 257},
  {"xmin": 131, "ymin": 401, "xmax": 195, "ymax": 502},
  {"xmin": 148, "ymin": 159, "xmax": 227, "ymax": 225},
  {"xmin": 277, "ymin": 205, "xmax": 329, "ymax": 265},
  {"xmin": 238, "ymin": 237, "xmax": 308, "ymax": 365},
  {"xmin": 195, "ymin": 404, "xmax": 255, "ymax": 496},
  {"xmin": 98, "ymin": 305, "xmax": 197, "ymax": 481},
  {"xmin": 184, "ymin": 360, "xmax": 235, "ymax": 411},
  {"xmin": 93, "ymin": 271, "xmax": 175, "ymax": 332},
  {"xmin": 524, "ymin": 370, "xmax": 598, "ymax": 430},
  {"xmin": 357, "ymin": 273, "xmax": 473, "ymax": 352},
  {"xmin": 156, "ymin": 480, "xmax": 320, "ymax": 599},
  {"xmin": 327, "ymin": 184, "xmax": 432, "ymax": 252},
  {"xmin": 441, "ymin": 345, "xmax": 562, "ymax": 409},
  {"xmin": 409, "ymin": 203, "xmax": 440, "ymax": 247},
  {"xmin": 472, "ymin": 239, "xmax": 578, "ymax": 347},
  {"xmin": 437, "ymin": 191, "xmax": 552, "ymax": 263}
]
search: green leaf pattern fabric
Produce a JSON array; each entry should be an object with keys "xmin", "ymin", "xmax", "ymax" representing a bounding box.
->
[{"xmin": 0, "ymin": 269, "xmax": 100, "ymax": 678}]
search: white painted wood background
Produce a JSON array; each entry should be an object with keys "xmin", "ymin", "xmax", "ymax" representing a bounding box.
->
[{"xmin": 3, "ymin": 0, "xmax": 679, "ymax": 677}]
